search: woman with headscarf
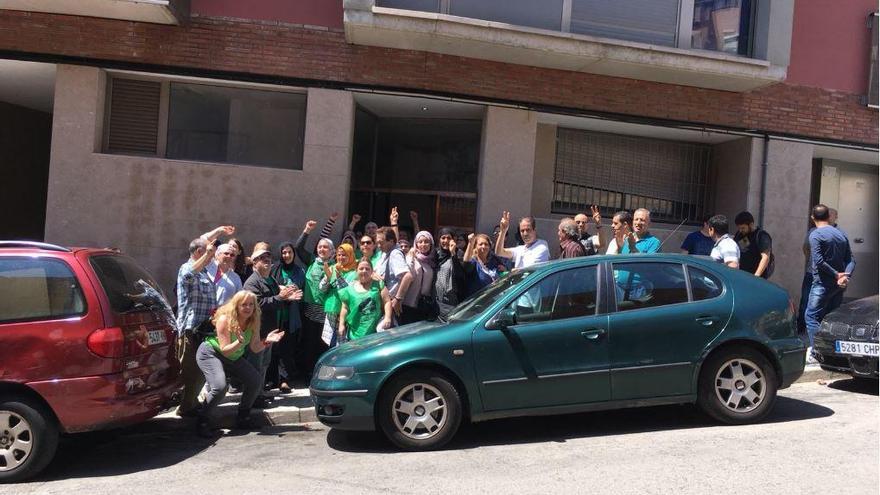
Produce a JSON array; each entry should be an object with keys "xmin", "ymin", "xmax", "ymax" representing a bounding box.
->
[
  {"xmin": 435, "ymin": 227, "xmax": 466, "ymax": 316},
  {"xmin": 319, "ymin": 243, "xmax": 359, "ymax": 347},
  {"xmin": 267, "ymin": 241, "xmax": 305, "ymax": 393},
  {"xmin": 294, "ymin": 220, "xmax": 336, "ymax": 380},
  {"xmin": 400, "ymin": 231, "xmax": 437, "ymax": 324}
]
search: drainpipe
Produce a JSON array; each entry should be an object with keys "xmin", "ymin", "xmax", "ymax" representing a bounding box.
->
[{"xmin": 758, "ymin": 134, "xmax": 769, "ymax": 227}]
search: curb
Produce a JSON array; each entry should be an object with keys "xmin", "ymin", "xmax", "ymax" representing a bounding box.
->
[{"xmin": 161, "ymin": 364, "xmax": 841, "ymax": 429}]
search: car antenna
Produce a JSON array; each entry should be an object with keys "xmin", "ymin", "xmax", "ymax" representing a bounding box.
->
[{"xmin": 658, "ymin": 217, "xmax": 689, "ymax": 250}]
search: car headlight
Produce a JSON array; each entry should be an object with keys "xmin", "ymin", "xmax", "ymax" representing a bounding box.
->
[{"xmin": 316, "ymin": 365, "xmax": 355, "ymax": 380}]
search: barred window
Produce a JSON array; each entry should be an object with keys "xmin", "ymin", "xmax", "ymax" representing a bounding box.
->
[{"xmin": 552, "ymin": 128, "xmax": 714, "ymax": 225}]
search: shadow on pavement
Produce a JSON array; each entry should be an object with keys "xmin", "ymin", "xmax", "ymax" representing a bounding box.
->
[
  {"xmin": 25, "ymin": 416, "xmax": 321, "ymax": 482},
  {"xmin": 327, "ymin": 396, "xmax": 834, "ymax": 453},
  {"xmin": 827, "ymin": 377, "xmax": 879, "ymax": 396}
]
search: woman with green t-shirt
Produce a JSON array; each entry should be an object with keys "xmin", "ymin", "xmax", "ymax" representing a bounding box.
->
[
  {"xmin": 338, "ymin": 260, "xmax": 392, "ymax": 341},
  {"xmin": 196, "ymin": 290, "xmax": 283, "ymax": 437},
  {"xmin": 320, "ymin": 243, "xmax": 359, "ymax": 347}
]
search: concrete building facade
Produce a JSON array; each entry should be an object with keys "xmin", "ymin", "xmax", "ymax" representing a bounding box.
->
[{"xmin": 0, "ymin": 0, "xmax": 876, "ymax": 303}]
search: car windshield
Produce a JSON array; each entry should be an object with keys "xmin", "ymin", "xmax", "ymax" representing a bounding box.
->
[{"xmin": 446, "ymin": 269, "xmax": 534, "ymax": 323}]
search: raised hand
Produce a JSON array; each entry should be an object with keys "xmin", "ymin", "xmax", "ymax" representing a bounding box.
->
[
  {"xmin": 499, "ymin": 211, "xmax": 511, "ymax": 231},
  {"xmin": 591, "ymin": 205, "xmax": 602, "ymax": 226},
  {"xmin": 468, "ymin": 233, "xmax": 475, "ymax": 244},
  {"xmin": 448, "ymin": 237, "xmax": 457, "ymax": 253},
  {"xmin": 329, "ymin": 212, "xmax": 340, "ymax": 222},
  {"xmin": 221, "ymin": 225, "xmax": 236, "ymax": 236},
  {"xmin": 205, "ymin": 242, "xmax": 216, "ymax": 256},
  {"xmin": 304, "ymin": 220, "xmax": 318, "ymax": 233},
  {"xmin": 409, "ymin": 210, "xmax": 419, "ymax": 221},
  {"xmin": 351, "ymin": 213, "xmax": 362, "ymax": 224},
  {"xmin": 390, "ymin": 206, "xmax": 399, "ymax": 225}
]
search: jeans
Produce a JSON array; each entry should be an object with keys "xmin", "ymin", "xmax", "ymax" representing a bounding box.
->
[
  {"xmin": 804, "ymin": 281, "xmax": 845, "ymax": 347},
  {"xmin": 796, "ymin": 272, "xmax": 812, "ymax": 335},
  {"xmin": 178, "ymin": 333, "xmax": 206, "ymax": 414},
  {"xmin": 196, "ymin": 342, "xmax": 261, "ymax": 416}
]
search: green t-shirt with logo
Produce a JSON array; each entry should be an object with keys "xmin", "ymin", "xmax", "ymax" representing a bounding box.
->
[
  {"xmin": 304, "ymin": 259, "xmax": 332, "ymax": 305},
  {"xmin": 324, "ymin": 269, "xmax": 358, "ymax": 315},
  {"xmin": 339, "ymin": 281, "xmax": 384, "ymax": 340}
]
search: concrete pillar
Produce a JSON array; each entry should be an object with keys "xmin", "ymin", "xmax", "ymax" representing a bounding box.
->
[
  {"xmin": 712, "ymin": 137, "xmax": 763, "ymax": 221},
  {"xmin": 475, "ymin": 106, "xmax": 538, "ymax": 237},
  {"xmin": 761, "ymin": 140, "xmax": 814, "ymax": 301}
]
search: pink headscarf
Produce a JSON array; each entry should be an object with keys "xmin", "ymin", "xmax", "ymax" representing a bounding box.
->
[{"xmin": 413, "ymin": 231, "xmax": 436, "ymax": 268}]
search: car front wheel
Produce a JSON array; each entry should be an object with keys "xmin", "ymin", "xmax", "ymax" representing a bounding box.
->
[
  {"xmin": 377, "ymin": 371, "xmax": 462, "ymax": 450},
  {"xmin": 698, "ymin": 346, "xmax": 778, "ymax": 424},
  {"xmin": 0, "ymin": 396, "xmax": 59, "ymax": 483}
]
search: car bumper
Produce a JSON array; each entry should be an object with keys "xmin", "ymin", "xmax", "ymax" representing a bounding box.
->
[
  {"xmin": 310, "ymin": 387, "xmax": 377, "ymax": 431},
  {"xmin": 813, "ymin": 333, "xmax": 879, "ymax": 379},
  {"xmin": 28, "ymin": 374, "xmax": 181, "ymax": 433}
]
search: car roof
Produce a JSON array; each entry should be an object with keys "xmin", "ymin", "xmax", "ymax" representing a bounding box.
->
[
  {"xmin": 0, "ymin": 241, "xmax": 120, "ymax": 256},
  {"xmin": 530, "ymin": 253, "xmax": 715, "ymax": 270}
]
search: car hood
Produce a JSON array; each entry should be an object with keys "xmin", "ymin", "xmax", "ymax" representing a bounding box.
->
[
  {"xmin": 320, "ymin": 319, "xmax": 450, "ymax": 365},
  {"xmin": 825, "ymin": 295, "xmax": 879, "ymax": 326}
]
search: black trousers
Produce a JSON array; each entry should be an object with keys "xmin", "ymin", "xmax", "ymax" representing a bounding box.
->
[
  {"xmin": 267, "ymin": 322, "xmax": 298, "ymax": 386},
  {"xmin": 298, "ymin": 310, "xmax": 328, "ymax": 378}
]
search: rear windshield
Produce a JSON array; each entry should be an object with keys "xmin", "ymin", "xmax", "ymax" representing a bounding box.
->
[{"xmin": 89, "ymin": 255, "xmax": 172, "ymax": 315}]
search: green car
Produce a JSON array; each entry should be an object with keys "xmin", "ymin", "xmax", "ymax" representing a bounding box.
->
[{"xmin": 310, "ymin": 254, "xmax": 806, "ymax": 450}]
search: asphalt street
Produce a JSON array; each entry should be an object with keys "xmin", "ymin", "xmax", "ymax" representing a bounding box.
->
[{"xmin": 9, "ymin": 379, "xmax": 878, "ymax": 495}]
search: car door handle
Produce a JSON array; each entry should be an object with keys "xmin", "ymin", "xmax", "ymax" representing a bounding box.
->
[
  {"xmin": 581, "ymin": 329, "xmax": 606, "ymax": 340},
  {"xmin": 695, "ymin": 316, "xmax": 719, "ymax": 327}
]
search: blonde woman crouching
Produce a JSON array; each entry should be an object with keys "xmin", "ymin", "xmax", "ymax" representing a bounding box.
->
[{"xmin": 195, "ymin": 290, "xmax": 284, "ymax": 437}]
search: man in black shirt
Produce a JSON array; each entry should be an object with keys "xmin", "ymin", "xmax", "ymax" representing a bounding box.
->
[{"xmin": 734, "ymin": 211, "xmax": 774, "ymax": 279}]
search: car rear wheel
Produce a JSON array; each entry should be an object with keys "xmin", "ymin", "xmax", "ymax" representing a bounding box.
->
[
  {"xmin": 0, "ymin": 396, "xmax": 59, "ymax": 483},
  {"xmin": 377, "ymin": 371, "xmax": 462, "ymax": 451},
  {"xmin": 698, "ymin": 346, "xmax": 777, "ymax": 424}
]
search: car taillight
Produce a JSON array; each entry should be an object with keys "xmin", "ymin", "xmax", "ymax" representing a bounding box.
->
[{"xmin": 87, "ymin": 327, "xmax": 125, "ymax": 358}]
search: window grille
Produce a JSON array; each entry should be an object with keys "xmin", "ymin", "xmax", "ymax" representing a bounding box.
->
[
  {"xmin": 553, "ymin": 128, "xmax": 714, "ymax": 225},
  {"xmin": 106, "ymin": 78, "xmax": 161, "ymax": 155}
]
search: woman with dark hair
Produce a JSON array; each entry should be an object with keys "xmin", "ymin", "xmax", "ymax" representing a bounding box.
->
[
  {"xmin": 294, "ymin": 220, "xmax": 336, "ymax": 379},
  {"xmin": 320, "ymin": 243, "xmax": 359, "ymax": 347},
  {"xmin": 228, "ymin": 238, "xmax": 248, "ymax": 281},
  {"xmin": 338, "ymin": 260, "xmax": 393, "ymax": 341},
  {"xmin": 463, "ymin": 233, "xmax": 503, "ymax": 296},
  {"xmin": 401, "ymin": 231, "xmax": 437, "ymax": 324},
  {"xmin": 358, "ymin": 234, "xmax": 382, "ymax": 266},
  {"xmin": 435, "ymin": 227, "xmax": 466, "ymax": 316},
  {"xmin": 268, "ymin": 241, "xmax": 305, "ymax": 393}
]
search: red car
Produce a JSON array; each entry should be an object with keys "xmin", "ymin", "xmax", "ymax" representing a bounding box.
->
[{"xmin": 0, "ymin": 241, "xmax": 181, "ymax": 482}]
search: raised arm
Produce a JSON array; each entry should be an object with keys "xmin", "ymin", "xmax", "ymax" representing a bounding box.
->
[
  {"xmin": 390, "ymin": 207, "xmax": 400, "ymax": 241},
  {"xmin": 591, "ymin": 205, "xmax": 608, "ymax": 253},
  {"xmin": 494, "ymin": 211, "xmax": 514, "ymax": 259},
  {"xmin": 320, "ymin": 212, "xmax": 339, "ymax": 240},
  {"xmin": 295, "ymin": 220, "xmax": 317, "ymax": 265},
  {"xmin": 410, "ymin": 210, "xmax": 421, "ymax": 235},
  {"xmin": 463, "ymin": 233, "xmax": 476, "ymax": 262},
  {"xmin": 192, "ymin": 242, "xmax": 216, "ymax": 273},
  {"xmin": 200, "ymin": 225, "xmax": 235, "ymax": 244}
]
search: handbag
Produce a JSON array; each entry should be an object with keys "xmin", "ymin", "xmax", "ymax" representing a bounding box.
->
[{"xmin": 192, "ymin": 317, "xmax": 216, "ymax": 342}]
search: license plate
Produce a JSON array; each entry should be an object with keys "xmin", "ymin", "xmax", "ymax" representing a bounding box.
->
[
  {"xmin": 147, "ymin": 329, "xmax": 167, "ymax": 345},
  {"xmin": 835, "ymin": 340, "xmax": 880, "ymax": 357}
]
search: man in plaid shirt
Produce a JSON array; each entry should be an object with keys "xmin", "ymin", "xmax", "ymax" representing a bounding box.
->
[{"xmin": 175, "ymin": 229, "xmax": 231, "ymax": 416}]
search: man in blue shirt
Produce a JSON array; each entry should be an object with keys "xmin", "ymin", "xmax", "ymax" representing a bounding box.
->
[
  {"xmin": 804, "ymin": 204, "xmax": 856, "ymax": 355},
  {"xmin": 619, "ymin": 208, "xmax": 661, "ymax": 254},
  {"xmin": 680, "ymin": 215, "xmax": 714, "ymax": 256}
]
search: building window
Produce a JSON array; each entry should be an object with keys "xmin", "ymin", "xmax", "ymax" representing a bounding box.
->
[
  {"xmin": 552, "ymin": 128, "xmax": 714, "ymax": 225},
  {"xmin": 0, "ymin": 257, "xmax": 86, "ymax": 324},
  {"xmin": 104, "ymin": 76, "xmax": 307, "ymax": 170},
  {"xmin": 569, "ymin": 0, "xmax": 680, "ymax": 47},
  {"xmin": 691, "ymin": 0, "xmax": 755, "ymax": 56}
]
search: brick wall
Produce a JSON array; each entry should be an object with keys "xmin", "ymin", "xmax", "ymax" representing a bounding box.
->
[{"xmin": 0, "ymin": 10, "xmax": 876, "ymax": 145}]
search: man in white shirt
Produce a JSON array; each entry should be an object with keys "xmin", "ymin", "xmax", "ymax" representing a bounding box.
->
[
  {"xmin": 494, "ymin": 211, "xmax": 550, "ymax": 269},
  {"xmin": 707, "ymin": 215, "xmax": 740, "ymax": 268},
  {"xmin": 207, "ymin": 243, "xmax": 242, "ymax": 305}
]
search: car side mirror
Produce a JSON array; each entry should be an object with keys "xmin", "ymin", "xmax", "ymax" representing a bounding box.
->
[{"xmin": 486, "ymin": 308, "xmax": 517, "ymax": 330}]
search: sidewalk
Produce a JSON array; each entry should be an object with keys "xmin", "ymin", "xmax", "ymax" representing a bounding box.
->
[{"xmin": 159, "ymin": 365, "xmax": 844, "ymax": 429}]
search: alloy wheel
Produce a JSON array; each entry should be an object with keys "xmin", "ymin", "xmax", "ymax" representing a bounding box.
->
[
  {"xmin": 391, "ymin": 383, "xmax": 448, "ymax": 440},
  {"xmin": 0, "ymin": 411, "xmax": 34, "ymax": 472},
  {"xmin": 714, "ymin": 358, "xmax": 767, "ymax": 413}
]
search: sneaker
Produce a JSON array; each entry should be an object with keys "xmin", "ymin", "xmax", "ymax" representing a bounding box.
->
[
  {"xmin": 806, "ymin": 346, "xmax": 819, "ymax": 365},
  {"xmin": 279, "ymin": 382, "xmax": 292, "ymax": 394},
  {"xmin": 252, "ymin": 397, "xmax": 273, "ymax": 409}
]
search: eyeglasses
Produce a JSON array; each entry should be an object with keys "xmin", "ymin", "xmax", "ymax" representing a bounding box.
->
[{"xmin": 360, "ymin": 240, "xmax": 374, "ymax": 245}]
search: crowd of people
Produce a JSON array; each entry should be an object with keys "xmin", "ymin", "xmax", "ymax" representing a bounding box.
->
[{"xmin": 172, "ymin": 202, "xmax": 855, "ymax": 436}]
